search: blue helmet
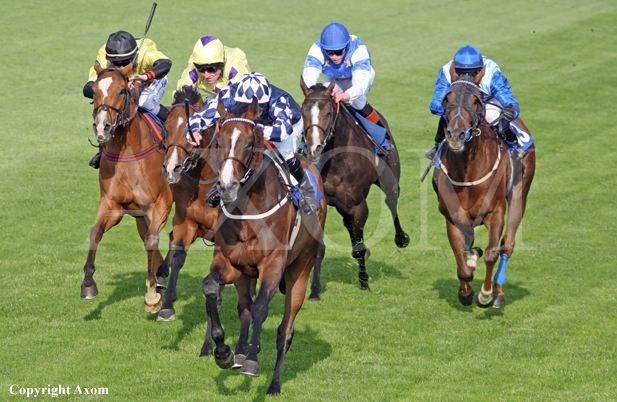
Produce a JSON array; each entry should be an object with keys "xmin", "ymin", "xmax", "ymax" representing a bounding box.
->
[
  {"xmin": 320, "ymin": 22, "xmax": 350, "ymax": 51},
  {"xmin": 453, "ymin": 45, "xmax": 483, "ymax": 70}
]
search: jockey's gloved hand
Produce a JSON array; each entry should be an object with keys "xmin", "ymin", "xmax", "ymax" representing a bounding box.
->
[{"xmin": 503, "ymin": 104, "xmax": 516, "ymax": 121}]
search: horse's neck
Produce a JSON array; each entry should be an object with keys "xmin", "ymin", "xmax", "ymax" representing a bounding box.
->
[
  {"xmin": 238, "ymin": 159, "xmax": 281, "ymax": 212},
  {"xmin": 105, "ymin": 115, "xmax": 148, "ymax": 153},
  {"xmin": 446, "ymin": 133, "xmax": 498, "ymax": 179},
  {"xmin": 332, "ymin": 111, "xmax": 369, "ymax": 149}
]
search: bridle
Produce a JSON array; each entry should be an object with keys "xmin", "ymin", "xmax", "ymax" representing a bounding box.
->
[
  {"xmin": 92, "ymin": 68, "xmax": 138, "ymax": 133},
  {"xmin": 219, "ymin": 118, "xmax": 256, "ymax": 179},
  {"xmin": 302, "ymin": 97, "xmax": 340, "ymax": 149},
  {"xmin": 443, "ymin": 79, "xmax": 483, "ymax": 142},
  {"xmin": 165, "ymin": 102, "xmax": 207, "ymax": 173}
]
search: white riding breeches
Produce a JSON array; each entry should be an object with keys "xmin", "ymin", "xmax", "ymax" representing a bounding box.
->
[
  {"xmin": 139, "ymin": 77, "xmax": 168, "ymax": 115},
  {"xmin": 272, "ymin": 118, "xmax": 303, "ymax": 161},
  {"xmin": 324, "ymin": 68, "xmax": 375, "ymax": 110}
]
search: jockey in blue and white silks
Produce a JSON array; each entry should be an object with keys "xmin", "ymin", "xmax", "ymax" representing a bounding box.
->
[
  {"xmin": 187, "ymin": 72, "xmax": 319, "ymax": 215},
  {"xmin": 426, "ymin": 45, "xmax": 523, "ymax": 160},
  {"xmin": 302, "ymin": 22, "xmax": 384, "ymax": 127}
]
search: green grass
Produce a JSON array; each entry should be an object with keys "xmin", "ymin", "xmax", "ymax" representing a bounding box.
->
[{"xmin": 1, "ymin": 0, "xmax": 616, "ymax": 400}]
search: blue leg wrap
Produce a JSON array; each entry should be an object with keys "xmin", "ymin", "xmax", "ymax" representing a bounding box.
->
[{"xmin": 494, "ymin": 254, "xmax": 508, "ymax": 285}]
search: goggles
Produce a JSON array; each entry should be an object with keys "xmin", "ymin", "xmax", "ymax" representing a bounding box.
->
[
  {"xmin": 325, "ymin": 48, "xmax": 346, "ymax": 57},
  {"xmin": 113, "ymin": 58, "xmax": 133, "ymax": 67},
  {"xmin": 194, "ymin": 63, "xmax": 223, "ymax": 74},
  {"xmin": 455, "ymin": 67, "xmax": 482, "ymax": 78}
]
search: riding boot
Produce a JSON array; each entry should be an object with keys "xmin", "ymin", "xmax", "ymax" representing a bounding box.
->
[
  {"xmin": 287, "ymin": 157, "xmax": 319, "ymax": 215},
  {"xmin": 89, "ymin": 147, "xmax": 102, "ymax": 169},
  {"xmin": 357, "ymin": 103, "xmax": 385, "ymax": 128},
  {"xmin": 425, "ymin": 116, "xmax": 447, "ymax": 160},
  {"xmin": 205, "ymin": 184, "xmax": 220, "ymax": 208},
  {"xmin": 156, "ymin": 105, "xmax": 170, "ymax": 123}
]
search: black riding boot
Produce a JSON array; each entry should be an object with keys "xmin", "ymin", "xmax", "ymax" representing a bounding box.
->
[
  {"xmin": 287, "ymin": 157, "xmax": 319, "ymax": 215},
  {"xmin": 156, "ymin": 105, "xmax": 170, "ymax": 123},
  {"xmin": 425, "ymin": 116, "xmax": 447, "ymax": 160},
  {"xmin": 89, "ymin": 147, "xmax": 102, "ymax": 169}
]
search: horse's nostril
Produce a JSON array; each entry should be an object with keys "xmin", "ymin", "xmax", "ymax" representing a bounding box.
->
[{"xmin": 174, "ymin": 165, "xmax": 182, "ymax": 173}]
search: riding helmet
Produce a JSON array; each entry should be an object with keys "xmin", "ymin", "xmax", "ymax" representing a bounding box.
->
[
  {"xmin": 234, "ymin": 72, "xmax": 271, "ymax": 104},
  {"xmin": 453, "ymin": 45, "xmax": 484, "ymax": 70},
  {"xmin": 320, "ymin": 22, "xmax": 350, "ymax": 51},
  {"xmin": 191, "ymin": 36, "xmax": 226, "ymax": 66},
  {"xmin": 105, "ymin": 31, "xmax": 138, "ymax": 64}
]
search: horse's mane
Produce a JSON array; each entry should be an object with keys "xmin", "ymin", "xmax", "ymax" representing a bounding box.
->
[{"xmin": 172, "ymin": 86, "xmax": 202, "ymax": 106}]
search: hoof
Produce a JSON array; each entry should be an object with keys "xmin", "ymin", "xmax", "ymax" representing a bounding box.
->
[
  {"xmin": 144, "ymin": 296, "xmax": 162, "ymax": 314},
  {"xmin": 458, "ymin": 289, "xmax": 475, "ymax": 306},
  {"xmin": 156, "ymin": 308, "xmax": 176, "ymax": 322},
  {"xmin": 492, "ymin": 294, "xmax": 505, "ymax": 309},
  {"xmin": 474, "ymin": 292, "xmax": 495, "ymax": 308},
  {"xmin": 232, "ymin": 353, "xmax": 246, "ymax": 369},
  {"xmin": 214, "ymin": 349, "xmax": 234, "ymax": 369},
  {"xmin": 199, "ymin": 344, "xmax": 213, "ymax": 357},
  {"xmin": 308, "ymin": 293, "xmax": 321, "ymax": 301},
  {"xmin": 240, "ymin": 359, "xmax": 260, "ymax": 376},
  {"xmin": 395, "ymin": 232, "xmax": 410, "ymax": 248},
  {"xmin": 81, "ymin": 285, "xmax": 98, "ymax": 300},
  {"xmin": 267, "ymin": 382, "xmax": 281, "ymax": 395},
  {"xmin": 156, "ymin": 276, "xmax": 167, "ymax": 289}
]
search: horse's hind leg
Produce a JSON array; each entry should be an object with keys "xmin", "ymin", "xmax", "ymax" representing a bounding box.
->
[
  {"xmin": 82, "ymin": 202, "xmax": 124, "ymax": 299},
  {"xmin": 308, "ymin": 243, "xmax": 326, "ymax": 301},
  {"xmin": 155, "ymin": 232, "xmax": 173, "ymax": 289},
  {"xmin": 339, "ymin": 202, "xmax": 370, "ymax": 290},
  {"xmin": 267, "ymin": 253, "xmax": 315, "ymax": 395},
  {"xmin": 376, "ymin": 159, "xmax": 410, "ymax": 248}
]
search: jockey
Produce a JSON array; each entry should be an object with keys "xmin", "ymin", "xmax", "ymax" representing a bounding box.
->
[
  {"xmin": 173, "ymin": 36, "xmax": 251, "ymax": 103},
  {"xmin": 302, "ymin": 22, "xmax": 386, "ymax": 129},
  {"xmin": 426, "ymin": 45, "xmax": 520, "ymax": 159},
  {"xmin": 83, "ymin": 30, "xmax": 172, "ymax": 168},
  {"xmin": 187, "ymin": 72, "xmax": 319, "ymax": 215}
]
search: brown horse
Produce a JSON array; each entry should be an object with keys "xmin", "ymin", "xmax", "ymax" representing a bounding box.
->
[
  {"xmin": 82, "ymin": 62, "xmax": 172, "ymax": 313},
  {"xmin": 202, "ymin": 98, "xmax": 327, "ymax": 395},
  {"xmin": 300, "ymin": 77, "xmax": 410, "ymax": 290},
  {"xmin": 433, "ymin": 71, "xmax": 535, "ymax": 308}
]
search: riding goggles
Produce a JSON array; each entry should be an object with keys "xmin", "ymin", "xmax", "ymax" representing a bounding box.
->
[
  {"xmin": 325, "ymin": 48, "xmax": 346, "ymax": 56},
  {"xmin": 194, "ymin": 63, "xmax": 224, "ymax": 74}
]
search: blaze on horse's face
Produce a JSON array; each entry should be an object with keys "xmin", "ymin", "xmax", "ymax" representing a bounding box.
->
[
  {"xmin": 92, "ymin": 61, "xmax": 135, "ymax": 144},
  {"xmin": 216, "ymin": 98, "xmax": 261, "ymax": 204},
  {"xmin": 300, "ymin": 77, "xmax": 336, "ymax": 163},
  {"xmin": 442, "ymin": 68, "xmax": 484, "ymax": 152}
]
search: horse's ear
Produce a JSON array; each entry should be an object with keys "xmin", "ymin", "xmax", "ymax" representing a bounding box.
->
[
  {"xmin": 94, "ymin": 61, "xmax": 103, "ymax": 75},
  {"xmin": 245, "ymin": 96, "xmax": 262, "ymax": 121},
  {"xmin": 471, "ymin": 95, "xmax": 483, "ymax": 114},
  {"xmin": 217, "ymin": 99, "xmax": 227, "ymax": 120},
  {"xmin": 473, "ymin": 66, "xmax": 486, "ymax": 85},
  {"xmin": 119, "ymin": 62, "xmax": 134, "ymax": 77},
  {"xmin": 449, "ymin": 62, "xmax": 458, "ymax": 82},
  {"xmin": 325, "ymin": 78, "xmax": 336, "ymax": 97},
  {"xmin": 300, "ymin": 75, "xmax": 311, "ymax": 96},
  {"xmin": 442, "ymin": 91, "xmax": 453, "ymax": 111}
]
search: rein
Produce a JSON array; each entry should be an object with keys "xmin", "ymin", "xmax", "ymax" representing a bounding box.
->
[
  {"xmin": 302, "ymin": 97, "xmax": 340, "ymax": 149},
  {"xmin": 165, "ymin": 102, "xmax": 212, "ymax": 174},
  {"xmin": 92, "ymin": 68, "xmax": 139, "ymax": 132},
  {"xmin": 439, "ymin": 138, "xmax": 503, "ymax": 187},
  {"xmin": 219, "ymin": 118, "xmax": 256, "ymax": 174}
]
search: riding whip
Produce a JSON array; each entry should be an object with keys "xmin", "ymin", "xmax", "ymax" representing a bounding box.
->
[{"xmin": 132, "ymin": 3, "xmax": 158, "ymax": 65}]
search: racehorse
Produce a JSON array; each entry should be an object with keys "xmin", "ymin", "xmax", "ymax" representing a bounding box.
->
[
  {"xmin": 82, "ymin": 62, "xmax": 172, "ymax": 313},
  {"xmin": 158, "ymin": 86, "xmax": 218, "ymax": 323},
  {"xmin": 202, "ymin": 98, "xmax": 327, "ymax": 395},
  {"xmin": 433, "ymin": 70, "xmax": 535, "ymax": 308},
  {"xmin": 300, "ymin": 77, "xmax": 410, "ymax": 290}
]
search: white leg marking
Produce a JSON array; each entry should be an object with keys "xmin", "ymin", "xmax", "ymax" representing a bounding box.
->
[{"xmin": 220, "ymin": 128, "xmax": 241, "ymax": 185}]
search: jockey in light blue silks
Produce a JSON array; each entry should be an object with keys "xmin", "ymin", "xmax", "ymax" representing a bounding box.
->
[
  {"xmin": 186, "ymin": 72, "xmax": 319, "ymax": 215},
  {"xmin": 302, "ymin": 22, "xmax": 386, "ymax": 129},
  {"xmin": 426, "ymin": 45, "xmax": 524, "ymax": 160}
]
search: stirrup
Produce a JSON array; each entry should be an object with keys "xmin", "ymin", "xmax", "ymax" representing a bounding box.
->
[
  {"xmin": 425, "ymin": 145, "xmax": 438, "ymax": 160},
  {"xmin": 205, "ymin": 185, "xmax": 220, "ymax": 208},
  {"xmin": 89, "ymin": 151, "xmax": 101, "ymax": 169}
]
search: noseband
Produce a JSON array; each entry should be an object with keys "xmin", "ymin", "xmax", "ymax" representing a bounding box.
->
[
  {"xmin": 165, "ymin": 102, "xmax": 204, "ymax": 172},
  {"xmin": 444, "ymin": 79, "xmax": 483, "ymax": 142},
  {"xmin": 302, "ymin": 97, "xmax": 339, "ymax": 149},
  {"xmin": 219, "ymin": 118, "xmax": 256, "ymax": 177},
  {"xmin": 92, "ymin": 68, "xmax": 137, "ymax": 132}
]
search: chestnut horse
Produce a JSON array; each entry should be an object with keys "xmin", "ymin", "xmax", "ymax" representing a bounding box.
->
[
  {"xmin": 82, "ymin": 63, "xmax": 172, "ymax": 313},
  {"xmin": 300, "ymin": 77, "xmax": 410, "ymax": 290},
  {"xmin": 202, "ymin": 98, "xmax": 327, "ymax": 395},
  {"xmin": 433, "ymin": 71, "xmax": 535, "ymax": 308}
]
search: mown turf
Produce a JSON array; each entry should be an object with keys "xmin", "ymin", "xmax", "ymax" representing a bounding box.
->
[{"xmin": 1, "ymin": 1, "xmax": 616, "ymax": 400}]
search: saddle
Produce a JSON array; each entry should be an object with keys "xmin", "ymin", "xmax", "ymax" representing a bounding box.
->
[{"xmin": 342, "ymin": 103, "xmax": 393, "ymax": 156}]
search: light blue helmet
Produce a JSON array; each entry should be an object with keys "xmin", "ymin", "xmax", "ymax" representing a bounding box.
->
[
  {"xmin": 320, "ymin": 22, "xmax": 350, "ymax": 51},
  {"xmin": 234, "ymin": 72, "xmax": 271, "ymax": 104},
  {"xmin": 453, "ymin": 45, "xmax": 484, "ymax": 70}
]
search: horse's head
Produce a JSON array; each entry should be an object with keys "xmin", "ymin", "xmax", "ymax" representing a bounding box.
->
[
  {"xmin": 441, "ymin": 65, "xmax": 485, "ymax": 152},
  {"xmin": 215, "ymin": 96, "xmax": 264, "ymax": 204},
  {"xmin": 162, "ymin": 87, "xmax": 205, "ymax": 184},
  {"xmin": 91, "ymin": 61, "xmax": 139, "ymax": 144},
  {"xmin": 300, "ymin": 76, "xmax": 337, "ymax": 163}
]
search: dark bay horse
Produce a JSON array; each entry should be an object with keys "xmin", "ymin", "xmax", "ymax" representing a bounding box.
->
[
  {"xmin": 300, "ymin": 77, "xmax": 410, "ymax": 290},
  {"xmin": 433, "ymin": 71, "xmax": 535, "ymax": 308},
  {"xmin": 82, "ymin": 62, "xmax": 172, "ymax": 313},
  {"xmin": 203, "ymin": 98, "xmax": 327, "ymax": 395},
  {"xmin": 157, "ymin": 86, "xmax": 218, "ymax": 323}
]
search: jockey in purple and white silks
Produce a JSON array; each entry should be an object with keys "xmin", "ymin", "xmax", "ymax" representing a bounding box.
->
[
  {"xmin": 426, "ymin": 45, "xmax": 521, "ymax": 160},
  {"xmin": 302, "ymin": 22, "xmax": 385, "ymax": 128},
  {"xmin": 187, "ymin": 72, "xmax": 319, "ymax": 215}
]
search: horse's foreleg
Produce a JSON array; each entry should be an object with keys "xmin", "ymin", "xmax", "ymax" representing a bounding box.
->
[
  {"xmin": 155, "ymin": 232, "xmax": 174, "ymax": 289},
  {"xmin": 82, "ymin": 202, "xmax": 124, "ymax": 299},
  {"xmin": 268, "ymin": 252, "xmax": 315, "ymax": 395},
  {"xmin": 157, "ymin": 223, "xmax": 197, "ymax": 322},
  {"xmin": 200, "ymin": 284, "xmax": 224, "ymax": 357},
  {"xmin": 309, "ymin": 242, "xmax": 326, "ymax": 301},
  {"xmin": 446, "ymin": 220, "xmax": 475, "ymax": 305},
  {"xmin": 476, "ymin": 210, "xmax": 506, "ymax": 308},
  {"xmin": 340, "ymin": 202, "xmax": 370, "ymax": 290},
  {"xmin": 139, "ymin": 210, "xmax": 167, "ymax": 314},
  {"xmin": 241, "ymin": 258, "xmax": 285, "ymax": 377},
  {"xmin": 231, "ymin": 275, "xmax": 255, "ymax": 368}
]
